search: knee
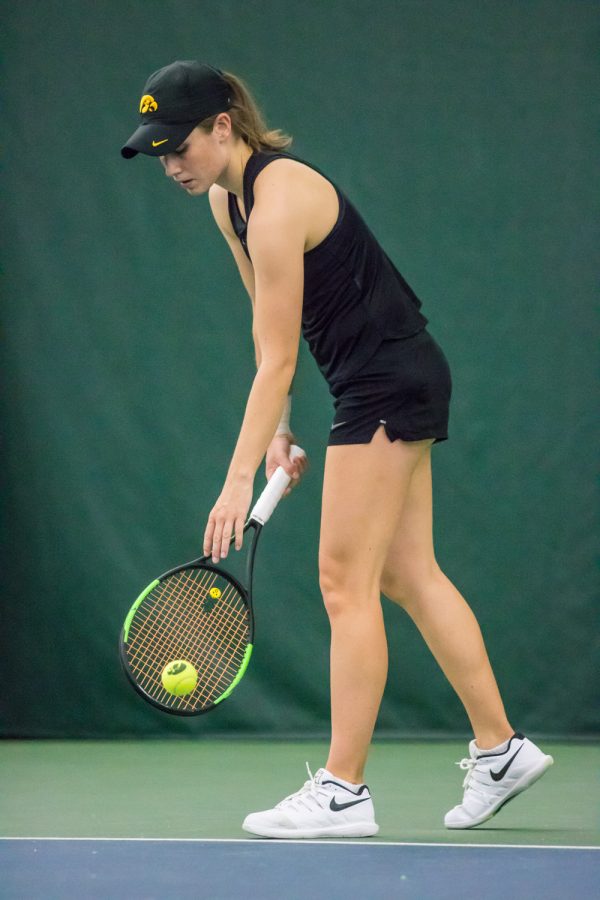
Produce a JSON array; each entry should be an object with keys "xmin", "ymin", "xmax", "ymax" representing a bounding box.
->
[
  {"xmin": 319, "ymin": 551, "xmax": 379, "ymax": 619},
  {"xmin": 319, "ymin": 554, "xmax": 350, "ymax": 618},
  {"xmin": 379, "ymin": 570, "xmax": 409, "ymax": 607},
  {"xmin": 380, "ymin": 561, "xmax": 443, "ymax": 610}
]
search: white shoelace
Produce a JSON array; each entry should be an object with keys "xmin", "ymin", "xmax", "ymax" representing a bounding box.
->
[
  {"xmin": 457, "ymin": 757, "xmax": 476, "ymax": 786},
  {"xmin": 276, "ymin": 762, "xmax": 332, "ymax": 812},
  {"xmin": 455, "ymin": 757, "xmax": 489, "ymax": 801}
]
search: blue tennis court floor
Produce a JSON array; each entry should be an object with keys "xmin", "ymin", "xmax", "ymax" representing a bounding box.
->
[{"xmin": 2, "ymin": 837, "xmax": 598, "ymax": 900}]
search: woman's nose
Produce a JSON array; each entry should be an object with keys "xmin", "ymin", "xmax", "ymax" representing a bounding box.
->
[{"xmin": 163, "ymin": 156, "xmax": 181, "ymax": 177}]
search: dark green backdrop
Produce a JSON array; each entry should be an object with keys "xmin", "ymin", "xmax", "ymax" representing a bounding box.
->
[{"xmin": 2, "ymin": 1, "xmax": 598, "ymax": 738}]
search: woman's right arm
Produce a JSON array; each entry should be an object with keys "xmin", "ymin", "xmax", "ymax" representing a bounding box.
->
[
  {"xmin": 208, "ymin": 184, "xmax": 261, "ymax": 368},
  {"xmin": 208, "ymin": 184, "xmax": 301, "ymax": 489}
]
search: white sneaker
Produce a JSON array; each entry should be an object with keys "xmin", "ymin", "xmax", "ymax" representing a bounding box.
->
[
  {"xmin": 242, "ymin": 763, "xmax": 379, "ymax": 839},
  {"xmin": 444, "ymin": 732, "xmax": 554, "ymax": 829}
]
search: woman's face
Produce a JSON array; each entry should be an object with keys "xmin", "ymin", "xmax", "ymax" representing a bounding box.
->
[{"xmin": 159, "ymin": 120, "xmax": 228, "ymax": 195}]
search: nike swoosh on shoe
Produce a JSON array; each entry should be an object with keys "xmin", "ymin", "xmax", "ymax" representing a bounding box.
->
[
  {"xmin": 490, "ymin": 744, "xmax": 524, "ymax": 781},
  {"xmin": 329, "ymin": 796, "xmax": 370, "ymax": 812}
]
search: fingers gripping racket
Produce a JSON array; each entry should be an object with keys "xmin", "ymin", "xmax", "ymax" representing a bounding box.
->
[{"xmin": 119, "ymin": 446, "xmax": 305, "ymax": 716}]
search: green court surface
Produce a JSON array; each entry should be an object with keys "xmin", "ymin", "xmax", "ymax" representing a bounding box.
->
[{"xmin": 1, "ymin": 740, "xmax": 597, "ymax": 846}]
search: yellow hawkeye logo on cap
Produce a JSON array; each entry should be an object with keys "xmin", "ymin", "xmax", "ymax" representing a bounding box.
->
[
  {"xmin": 152, "ymin": 139, "xmax": 169, "ymax": 147},
  {"xmin": 139, "ymin": 94, "xmax": 158, "ymax": 113}
]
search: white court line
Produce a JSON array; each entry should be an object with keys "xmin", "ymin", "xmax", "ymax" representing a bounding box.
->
[{"xmin": 0, "ymin": 837, "xmax": 598, "ymax": 851}]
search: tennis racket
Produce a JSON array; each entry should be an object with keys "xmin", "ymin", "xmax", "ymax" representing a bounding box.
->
[{"xmin": 119, "ymin": 445, "xmax": 305, "ymax": 716}]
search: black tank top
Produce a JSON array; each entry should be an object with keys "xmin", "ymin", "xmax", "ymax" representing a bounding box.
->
[{"xmin": 227, "ymin": 150, "xmax": 428, "ymax": 387}]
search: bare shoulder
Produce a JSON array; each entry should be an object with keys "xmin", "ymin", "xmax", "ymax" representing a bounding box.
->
[
  {"xmin": 253, "ymin": 157, "xmax": 329, "ymax": 208},
  {"xmin": 208, "ymin": 183, "xmax": 234, "ymax": 236},
  {"xmin": 252, "ymin": 156, "xmax": 339, "ymax": 251}
]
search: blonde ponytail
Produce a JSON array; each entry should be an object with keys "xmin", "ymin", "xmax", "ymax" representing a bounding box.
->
[{"xmin": 197, "ymin": 71, "xmax": 293, "ymax": 151}]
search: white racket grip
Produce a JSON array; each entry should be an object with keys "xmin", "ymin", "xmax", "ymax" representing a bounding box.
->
[{"xmin": 249, "ymin": 445, "xmax": 306, "ymax": 526}]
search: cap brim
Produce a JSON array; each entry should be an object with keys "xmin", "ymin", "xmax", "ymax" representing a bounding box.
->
[{"xmin": 121, "ymin": 120, "xmax": 198, "ymax": 159}]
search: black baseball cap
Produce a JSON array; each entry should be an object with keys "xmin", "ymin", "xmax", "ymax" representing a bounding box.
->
[{"xmin": 121, "ymin": 60, "xmax": 233, "ymax": 159}]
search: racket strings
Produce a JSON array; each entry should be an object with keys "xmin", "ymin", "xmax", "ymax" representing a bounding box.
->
[
  {"xmin": 158, "ymin": 573, "xmax": 248, "ymax": 700},
  {"xmin": 134, "ymin": 571, "xmax": 238, "ymax": 682},
  {"xmin": 129, "ymin": 571, "xmax": 248, "ymax": 705},
  {"xmin": 129, "ymin": 577, "xmax": 248, "ymax": 711},
  {"xmin": 128, "ymin": 577, "xmax": 209, "ymax": 696},
  {"xmin": 130, "ymin": 569, "xmax": 237, "ymax": 671},
  {"xmin": 125, "ymin": 566, "xmax": 250, "ymax": 711},
  {"xmin": 152, "ymin": 573, "xmax": 249, "ymax": 695},
  {"xmin": 126, "ymin": 573, "xmax": 210, "ymax": 689},
  {"xmin": 130, "ymin": 578, "xmax": 241, "ymax": 701}
]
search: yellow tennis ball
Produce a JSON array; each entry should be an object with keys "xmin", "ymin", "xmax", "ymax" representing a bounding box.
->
[{"xmin": 161, "ymin": 660, "xmax": 198, "ymax": 696}]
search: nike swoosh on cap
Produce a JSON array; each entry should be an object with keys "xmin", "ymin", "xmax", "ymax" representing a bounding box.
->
[
  {"xmin": 490, "ymin": 744, "xmax": 524, "ymax": 781},
  {"xmin": 330, "ymin": 421, "xmax": 348, "ymax": 431},
  {"xmin": 152, "ymin": 139, "xmax": 169, "ymax": 147}
]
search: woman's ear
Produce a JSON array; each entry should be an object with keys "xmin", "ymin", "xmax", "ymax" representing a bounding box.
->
[{"xmin": 213, "ymin": 112, "xmax": 233, "ymax": 141}]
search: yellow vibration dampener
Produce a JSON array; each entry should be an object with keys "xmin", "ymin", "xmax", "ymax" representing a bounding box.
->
[{"xmin": 209, "ymin": 587, "xmax": 222, "ymax": 599}]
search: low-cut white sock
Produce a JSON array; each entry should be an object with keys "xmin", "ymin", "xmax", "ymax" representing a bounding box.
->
[
  {"xmin": 475, "ymin": 736, "xmax": 514, "ymax": 755},
  {"xmin": 322, "ymin": 768, "xmax": 364, "ymax": 790}
]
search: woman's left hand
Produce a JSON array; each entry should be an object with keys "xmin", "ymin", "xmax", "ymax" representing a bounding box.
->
[{"xmin": 203, "ymin": 476, "xmax": 254, "ymax": 563}]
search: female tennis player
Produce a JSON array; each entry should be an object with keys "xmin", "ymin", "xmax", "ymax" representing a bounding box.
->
[{"xmin": 122, "ymin": 60, "xmax": 553, "ymax": 837}]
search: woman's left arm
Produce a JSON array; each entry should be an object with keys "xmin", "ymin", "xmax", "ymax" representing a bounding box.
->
[{"xmin": 203, "ymin": 172, "xmax": 305, "ymax": 563}]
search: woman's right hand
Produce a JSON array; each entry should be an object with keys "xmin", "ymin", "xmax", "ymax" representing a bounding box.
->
[{"xmin": 265, "ymin": 434, "xmax": 308, "ymax": 496}]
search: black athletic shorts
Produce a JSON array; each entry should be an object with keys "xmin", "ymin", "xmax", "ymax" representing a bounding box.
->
[{"xmin": 328, "ymin": 329, "xmax": 452, "ymax": 446}]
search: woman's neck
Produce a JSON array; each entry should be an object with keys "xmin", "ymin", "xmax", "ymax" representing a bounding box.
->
[{"xmin": 217, "ymin": 140, "xmax": 254, "ymax": 199}]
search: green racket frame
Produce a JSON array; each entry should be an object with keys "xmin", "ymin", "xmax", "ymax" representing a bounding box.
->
[
  {"xmin": 119, "ymin": 445, "xmax": 304, "ymax": 716},
  {"xmin": 119, "ymin": 522, "xmax": 261, "ymax": 716}
]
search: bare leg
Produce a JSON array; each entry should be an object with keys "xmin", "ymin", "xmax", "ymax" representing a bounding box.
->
[
  {"xmin": 319, "ymin": 427, "xmax": 434, "ymax": 783},
  {"xmin": 380, "ymin": 449, "xmax": 513, "ymax": 749}
]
